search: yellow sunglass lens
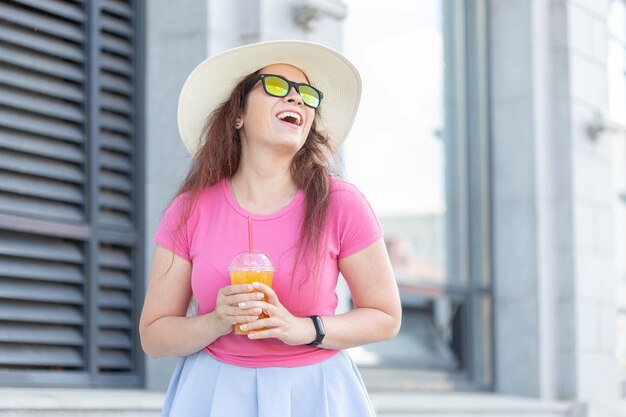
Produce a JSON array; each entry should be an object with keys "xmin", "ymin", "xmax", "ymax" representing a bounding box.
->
[
  {"xmin": 298, "ymin": 85, "xmax": 320, "ymax": 108},
  {"xmin": 264, "ymin": 77, "xmax": 289, "ymax": 96}
]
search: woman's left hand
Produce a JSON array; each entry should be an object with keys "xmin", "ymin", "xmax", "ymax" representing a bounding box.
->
[{"xmin": 237, "ymin": 282, "xmax": 314, "ymax": 346}]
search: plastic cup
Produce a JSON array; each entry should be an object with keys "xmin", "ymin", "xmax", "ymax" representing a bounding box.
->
[{"xmin": 228, "ymin": 250, "xmax": 274, "ymax": 335}]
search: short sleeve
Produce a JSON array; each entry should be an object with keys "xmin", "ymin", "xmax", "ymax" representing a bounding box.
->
[
  {"xmin": 154, "ymin": 193, "xmax": 192, "ymax": 261},
  {"xmin": 334, "ymin": 181, "xmax": 383, "ymax": 259}
]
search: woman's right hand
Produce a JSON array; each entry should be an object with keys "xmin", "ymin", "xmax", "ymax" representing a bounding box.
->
[{"xmin": 209, "ymin": 284, "xmax": 265, "ymax": 336}]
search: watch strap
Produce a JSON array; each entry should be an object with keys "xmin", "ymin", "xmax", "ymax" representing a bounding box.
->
[{"xmin": 306, "ymin": 315, "xmax": 325, "ymax": 347}]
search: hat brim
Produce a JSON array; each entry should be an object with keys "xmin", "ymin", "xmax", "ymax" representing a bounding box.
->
[{"xmin": 177, "ymin": 40, "xmax": 362, "ymax": 157}]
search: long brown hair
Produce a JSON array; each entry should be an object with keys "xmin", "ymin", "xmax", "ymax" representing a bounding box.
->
[{"xmin": 171, "ymin": 69, "xmax": 336, "ymax": 291}]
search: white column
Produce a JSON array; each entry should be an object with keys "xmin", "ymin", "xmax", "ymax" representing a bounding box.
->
[
  {"xmin": 490, "ymin": 0, "xmax": 619, "ymax": 405},
  {"xmin": 491, "ymin": 0, "xmax": 547, "ymax": 397}
]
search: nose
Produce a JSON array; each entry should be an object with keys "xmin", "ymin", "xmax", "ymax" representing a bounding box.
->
[{"xmin": 283, "ymin": 86, "xmax": 303, "ymax": 106}]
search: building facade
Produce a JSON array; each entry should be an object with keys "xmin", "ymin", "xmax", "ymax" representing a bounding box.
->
[{"xmin": 0, "ymin": 0, "xmax": 625, "ymax": 415}]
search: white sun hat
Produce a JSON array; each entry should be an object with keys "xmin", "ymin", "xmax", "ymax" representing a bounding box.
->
[{"xmin": 177, "ymin": 40, "xmax": 362, "ymax": 157}]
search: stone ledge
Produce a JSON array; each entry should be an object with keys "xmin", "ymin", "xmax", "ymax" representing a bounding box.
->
[
  {"xmin": 0, "ymin": 388, "xmax": 163, "ymax": 411},
  {"xmin": 370, "ymin": 392, "xmax": 576, "ymax": 416},
  {"xmin": 0, "ymin": 387, "xmax": 598, "ymax": 416}
]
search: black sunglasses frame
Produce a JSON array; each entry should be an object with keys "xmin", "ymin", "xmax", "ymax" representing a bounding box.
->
[{"xmin": 249, "ymin": 74, "xmax": 324, "ymax": 109}]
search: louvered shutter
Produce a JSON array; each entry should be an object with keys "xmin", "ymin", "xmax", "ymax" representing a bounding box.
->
[
  {"xmin": 96, "ymin": 0, "xmax": 138, "ymax": 380},
  {"xmin": 0, "ymin": 230, "xmax": 85, "ymax": 372},
  {"xmin": 0, "ymin": 0, "xmax": 86, "ymax": 223},
  {"xmin": 0, "ymin": 0, "xmax": 143, "ymax": 386}
]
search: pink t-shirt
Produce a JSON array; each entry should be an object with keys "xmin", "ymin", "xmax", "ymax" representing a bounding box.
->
[{"xmin": 154, "ymin": 177, "xmax": 382, "ymax": 367}]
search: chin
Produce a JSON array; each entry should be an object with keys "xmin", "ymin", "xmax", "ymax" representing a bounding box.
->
[{"xmin": 272, "ymin": 137, "xmax": 306, "ymax": 154}]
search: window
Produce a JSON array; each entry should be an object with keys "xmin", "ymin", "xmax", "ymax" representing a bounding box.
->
[{"xmin": 342, "ymin": 0, "xmax": 492, "ymax": 389}]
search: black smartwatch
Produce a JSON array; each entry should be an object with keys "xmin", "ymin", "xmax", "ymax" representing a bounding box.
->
[{"xmin": 306, "ymin": 315, "xmax": 326, "ymax": 347}]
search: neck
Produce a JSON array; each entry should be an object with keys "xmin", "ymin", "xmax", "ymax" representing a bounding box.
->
[{"xmin": 231, "ymin": 149, "xmax": 298, "ymax": 214}]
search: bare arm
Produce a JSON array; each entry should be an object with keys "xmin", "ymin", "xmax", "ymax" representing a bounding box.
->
[
  {"xmin": 317, "ymin": 238, "xmax": 402, "ymax": 349},
  {"xmin": 139, "ymin": 244, "xmax": 263, "ymax": 358}
]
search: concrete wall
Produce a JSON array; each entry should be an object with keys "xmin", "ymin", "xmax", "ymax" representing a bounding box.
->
[
  {"xmin": 145, "ymin": 0, "xmax": 208, "ymax": 391},
  {"xmin": 490, "ymin": 0, "xmax": 619, "ymax": 406}
]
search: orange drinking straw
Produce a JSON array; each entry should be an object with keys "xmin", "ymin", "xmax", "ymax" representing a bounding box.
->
[{"xmin": 247, "ymin": 215, "xmax": 253, "ymax": 253}]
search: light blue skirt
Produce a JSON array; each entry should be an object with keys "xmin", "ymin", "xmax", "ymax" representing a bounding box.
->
[{"xmin": 161, "ymin": 350, "xmax": 376, "ymax": 417}]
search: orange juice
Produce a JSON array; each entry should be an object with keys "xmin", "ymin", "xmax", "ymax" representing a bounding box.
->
[{"xmin": 230, "ymin": 269, "xmax": 274, "ymax": 334}]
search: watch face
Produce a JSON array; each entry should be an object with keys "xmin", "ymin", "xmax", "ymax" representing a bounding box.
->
[
  {"xmin": 308, "ymin": 316, "xmax": 325, "ymax": 346},
  {"xmin": 315, "ymin": 316, "xmax": 326, "ymax": 336}
]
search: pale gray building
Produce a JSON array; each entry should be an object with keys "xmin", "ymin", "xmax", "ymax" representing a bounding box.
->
[{"xmin": 0, "ymin": 0, "xmax": 625, "ymax": 416}]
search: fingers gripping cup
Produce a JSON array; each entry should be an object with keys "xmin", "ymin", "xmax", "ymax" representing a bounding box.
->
[{"xmin": 229, "ymin": 251, "xmax": 274, "ymax": 335}]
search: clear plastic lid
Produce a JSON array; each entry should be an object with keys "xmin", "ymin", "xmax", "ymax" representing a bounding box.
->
[{"xmin": 228, "ymin": 250, "xmax": 274, "ymax": 272}]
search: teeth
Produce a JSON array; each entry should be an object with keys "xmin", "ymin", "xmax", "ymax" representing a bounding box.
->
[{"xmin": 277, "ymin": 111, "xmax": 301, "ymax": 126}]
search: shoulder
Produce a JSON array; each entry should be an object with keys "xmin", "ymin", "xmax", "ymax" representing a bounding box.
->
[
  {"xmin": 163, "ymin": 180, "xmax": 224, "ymax": 217},
  {"xmin": 160, "ymin": 191, "xmax": 191, "ymax": 219},
  {"xmin": 329, "ymin": 177, "xmax": 367, "ymax": 202},
  {"xmin": 329, "ymin": 176, "xmax": 360, "ymax": 194},
  {"xmin": 327, "ymin": 177, "xmax": 374, "ymax": 213},
  {"xmin": 326, "ymin": 177, "xmax": 383, "ymax": 253}
]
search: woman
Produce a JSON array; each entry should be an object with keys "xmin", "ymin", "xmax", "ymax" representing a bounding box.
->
[{"xmin": 139, "ymin": 40, "xmax": 402, "ymax": 417}]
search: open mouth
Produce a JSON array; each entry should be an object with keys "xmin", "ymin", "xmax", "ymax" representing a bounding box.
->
[{"xmin": 276, "ymin": 111, "xmax": 302, "ymax": 127}]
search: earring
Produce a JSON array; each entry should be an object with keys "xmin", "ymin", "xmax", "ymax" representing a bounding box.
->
[{"xmin": 235, "ymin": 118, "xmax": 242, "ymax": 128}]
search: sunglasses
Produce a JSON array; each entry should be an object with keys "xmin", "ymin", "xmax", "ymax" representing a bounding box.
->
[{"xmin": 249, "ymin": 74, "xmax": 324, "ymax": 109}]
